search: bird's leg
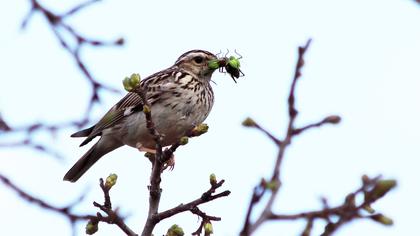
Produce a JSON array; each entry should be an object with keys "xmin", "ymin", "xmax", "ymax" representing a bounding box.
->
[{"xmin": 136, "ymin": 143, "xmax": 157, "ymax": 153}]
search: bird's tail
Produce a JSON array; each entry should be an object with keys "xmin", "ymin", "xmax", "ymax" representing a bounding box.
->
[{"xmin": 63, "ymin": 138, "xmax": 122, "ymax": 182}]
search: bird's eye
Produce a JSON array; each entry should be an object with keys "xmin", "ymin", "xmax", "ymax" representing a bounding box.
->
[{"xmin": 193, "ymin": 56, "xmax": 204, "ymax": 64}]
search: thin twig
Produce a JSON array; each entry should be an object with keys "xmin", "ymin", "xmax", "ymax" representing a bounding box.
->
[
  {"xmin": 0, "ymin": 174, "xmax": 91, "ymax": 228},
  {"xmin": 191, "ymin": 207, "xmax": 221, "ymax": 236},
  {"xmin": 155, "ymin": 180, "xmax": 230, "ymax": 222},
  {"xmin": 1, "ymin": 0, "xmax": 124, "ymax": 160},
  {"xmin": 23, "ymin": 0, "xmax": 123, "ymax": 119},
  {"xmin": 91, "ymin": 178, "xmax": 138, "ymax": 236},
  {"xmin": 241, "ymin": 39, "xmax": 314, "ymax": 235}
]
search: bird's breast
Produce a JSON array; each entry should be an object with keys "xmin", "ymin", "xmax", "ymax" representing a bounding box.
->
[{"xmin": 121, "ymin": 85, "xmax": 213, "ymax": 149}]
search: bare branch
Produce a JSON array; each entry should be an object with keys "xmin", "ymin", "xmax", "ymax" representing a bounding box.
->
[
  {"xmin": 241, "ymin": 39, "xmax": 317, "ymax": 235},
  {"xmin": 0, "ymin": 174, "xmax": 90, "ymax": 227},
  {"xmin": 19, "ymin": 0, "xmax": 124, "ymax": 130},
  {"xmin": 61, "ymin": 0, "xmax": 101, "ymax": 18},
  {"xmin": 89, "ymin": 177, "xmax": 138, "ymax": 236},
  {"xmin": 240, "ymin": 39, "xmax": 394, "ymax": 236},
  {"xmin": 155, "ymin": 180, "xmax": 230, "ymax": 222}
]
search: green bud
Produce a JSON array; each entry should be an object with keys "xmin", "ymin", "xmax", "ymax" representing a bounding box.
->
[
  {"xmin": 204, "ymin": 222, "xmax": 213, "ymax": 235},
  {"xmin": 371, "ymin": 214, "xmax": 393, "ymax": 226},
  {"xmin": 85, "ymin": 220, "xmax": 98, "ymax": 235},
  {"xmin": 179, "ymin": 136, "xmax": 189, "ymax": 145},
  {"xmin": 105, "ymin": 173, "xmax": 118, "ymax": 189},
  {"xmin": 143, "ymin": 105, "xmax": 151, "ymax": 114},
  {"xmin": 208, "ymin": 59, "xmax": 220, "ymax": 70},
  {"xmin": 370, "ymin": 179, "xmax": 397, "ymax": 200},
  {"xmin": 265, "ymin": 180, "xmax": 279, "ymax": 191},
  {"xmin": 129, "ymin": 73, "xmax": 141, "ymax": 87},
  {"xmin": 191, "ymin": 123, "xmax": 209, "ymax": 136},
  {"xmin": 242, "ymin": 117, "xmax": 256, "ymax": 127},
  {"xmin": 209, "ymin": 173, "xmax": 217, "ymax": 186},
  {"xmin": 123, "ymin": 77, "xmax": 134, "ymax": 91},
  {"xmin": 123, "ymin": 73, "xmax": 141, "ymax": 92},
  {"xmin": 228, "ymin": 56, "xmax": 240, "ymax": 69},
  {"xmin": 166, "ymin": 224, "xmax": 184, "ymax": 236}
]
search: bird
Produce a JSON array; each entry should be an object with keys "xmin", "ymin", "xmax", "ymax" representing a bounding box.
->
[{"xmin": 63, "ymin": 50, "xmax": 219, "ymax": 182}]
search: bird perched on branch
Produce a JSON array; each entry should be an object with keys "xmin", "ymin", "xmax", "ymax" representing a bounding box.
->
[{"xmin": 64, "ymin": 50, "xmax": 219, "ymax": 182}]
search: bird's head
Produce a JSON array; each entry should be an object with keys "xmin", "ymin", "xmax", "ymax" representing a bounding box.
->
[{"xmin": 174, "ymin": 50, "xmax": 218, "ymax": 80}]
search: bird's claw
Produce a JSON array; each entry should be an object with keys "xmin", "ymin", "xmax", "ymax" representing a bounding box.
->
[{"xmin": 162, "ymin": 154, "xmax": 175, "ymax": 172}]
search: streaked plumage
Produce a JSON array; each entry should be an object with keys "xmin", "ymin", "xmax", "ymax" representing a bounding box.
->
[{"xmin": 64, "ymin": 50, "xmax": 218, "ymax": 182}]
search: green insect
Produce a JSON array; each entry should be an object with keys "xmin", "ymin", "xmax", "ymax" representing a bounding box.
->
[
  {"xmin": 224, "ymin": 55, "xmax": 244, "ymax": 83},
  {"xmin": 209, "ymin": 50, "xmax": 244, "ymax": 83}
]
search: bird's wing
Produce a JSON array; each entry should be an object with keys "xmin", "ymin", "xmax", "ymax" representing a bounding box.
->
[{"xmin": 78, "ymin": 69, "xmax": 176, "ymax": 146}]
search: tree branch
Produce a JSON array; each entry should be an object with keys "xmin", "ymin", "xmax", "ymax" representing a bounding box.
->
[
  {"xmin": 1, "ymin": 0, "xmax": 125, "ymax": 161},
  {"xmin": 155, "ymin": 179, "xmax": 230, "ymax": 222},
  {"xmin": 0, "ymin": 174, "xmax": 91, "ymax": 230},
  {"xmin": 22, "ymin": 0, "xmax": 123, "ymax": 122},
  {"xmin": 240, "ymin": 39, "xmax": 395, "ymax": 236},
  {"xmin": 241, "ymin": 39, "xmax": 317, "ymax": 235},
  {"xmin": 88, "ymin": 176, "xmax": 138, "ymax": 236},
  {"xmin": 127, "ymin": 81, "xmax": 227, "ymax": 236}
]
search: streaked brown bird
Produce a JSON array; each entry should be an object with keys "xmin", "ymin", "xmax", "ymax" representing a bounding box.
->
[{"xmin": 64, "ymin": 50, "xmax": 218, "ymax": 182}]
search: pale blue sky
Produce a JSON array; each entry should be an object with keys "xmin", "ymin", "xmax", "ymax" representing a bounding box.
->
[{"xmin": 0, "ymin": 0, "xmax": 419, "ymax": 235}]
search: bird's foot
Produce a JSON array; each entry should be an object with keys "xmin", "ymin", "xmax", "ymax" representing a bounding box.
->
[
  {"xmin": 162, "ymin": 154, "xmax": 175, "ymax": 172},
  {"xmin": 137, "ymin": 143, "xmax": 175, "ymax": 171}
]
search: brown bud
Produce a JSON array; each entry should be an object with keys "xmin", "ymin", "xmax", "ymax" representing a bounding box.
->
[
  {"xmin": 242, "ymin": 117, "xmax": 256, "ymax": 127},
  {"xmin": 369, "ymin": 179, "xmax": 397, "ymax": 200},
  {"xmin": 371, "ymin": 214, "xmax": 393, "ymax": 226},
  {"xmin": 323, "ymin": 115, "xmax": 341, "ymax": 124}
]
